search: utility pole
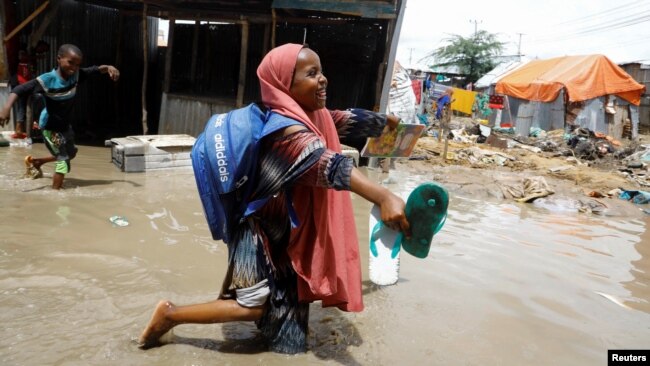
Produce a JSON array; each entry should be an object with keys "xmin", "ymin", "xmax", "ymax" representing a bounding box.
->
[
  {"xmin": 468, "ymin": 19, "xmax": 482, "ymax": 89},
  {"xmin": 469, "ymin": 19, "xmax": 482, "ymax": 38},
  {"xmin": 516, "ymin": 33, "xmax": 525, "ymax": 61},
  {"xmin": 408, "ymin": 47, "xmax": 414, "ymax": 64}
]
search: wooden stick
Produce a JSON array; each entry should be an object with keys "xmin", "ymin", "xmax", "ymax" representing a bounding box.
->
[
  {"xmin": 141, "ymin": 3, "xmax": 148, "ymax": 135},
  {"xmin": 236, "ymin": 21, "xmax": 249, "ymax": 108},
  {"xmin": 271, "ymin": 9, "xmax": 277, "ymax": 49},
  {"xmin": 4, "ymin": 1, "xmax": 50, "ymax": 42},
  {"xmin": 441, "ymin": 105, "xmax": 450, "ymax": 161},
  {"xmin": 28, "ymin": 1, "xmax": 60, "ymax": 49},
  {"xmin": 442, "ymin": 129, "xmax": 449, "ymax": 162},
  {"xmin": 163, "ymin": 18, "xmax": 175, "ymax": 93},
  {"xmin": 189, "ymin": 21, "xmax": 199, "ymax": 82}
]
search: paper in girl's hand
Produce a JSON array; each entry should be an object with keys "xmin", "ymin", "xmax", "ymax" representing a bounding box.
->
[{"xmin": 361, "ymin": 124, "xmax": 425, "ymax": 158}]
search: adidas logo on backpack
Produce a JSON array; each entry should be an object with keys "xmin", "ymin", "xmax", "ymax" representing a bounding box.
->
[
  {"xmin": 191, "ymin": 103, "xmax": 301, "ymax": 244},
  {"xmin": 211, "ymin": 114, "xmax": 230, "ymax": 183}
]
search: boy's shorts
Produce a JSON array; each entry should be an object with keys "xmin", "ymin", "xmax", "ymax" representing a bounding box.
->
[{"xmin": 42, "ymin": 127, "xmax": 78, "ymax": 175}]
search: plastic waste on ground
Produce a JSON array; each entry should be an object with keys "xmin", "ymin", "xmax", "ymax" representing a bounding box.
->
[
  {"xmin": 9, "ymin": 137, "xmax": 32, "ymax": 147},
  {"xmin": 109, "ymin": 216, "xmax": 129, "ymax": 227},
  {"xmin": 619, "ymin": 190, "xmax": 650, "ymax": 205}
]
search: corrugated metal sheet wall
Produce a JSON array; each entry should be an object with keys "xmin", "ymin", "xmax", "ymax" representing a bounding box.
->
[
  {"xmin": 158, "ymin": 93, "xmax": 235, "ymax": 136},
  {"xmin": 275, "ymin": 19, "xmax": 388, "ymax": 152},
  {"xmin": 0, "ymin": 0, "xmax": 7, "ymax": 81},
  {"xmin": 158, "ymin": 22, "xmax": 269, "ymax": 136},
  {"xmin": 575, "ymin": 97, "xmax": 607, "ymax": 133},
  {"xmin": 165, "ymin": 18, "xmax": 387, "ymax": 111},
  {"xmin": 620, "ymin": 63, "xmax": 650, "ymax": 127},
  {"xmin": 275, "ymin": 20, "xmax": 387, "ymax": 111},
  {"xmin": 170, "ymin": 23, "xmax": 241, "ymax": 97},
  {"xmin": 639, "ymin": 66, "xmax": 649, "ymax": 127},
  {"xmin": 8, "ymin": 1, "xmax": 397, "ymax": 141},
  {"xmin": 159, "ymin": 17, "xmax": 388, "ymax": 141}
]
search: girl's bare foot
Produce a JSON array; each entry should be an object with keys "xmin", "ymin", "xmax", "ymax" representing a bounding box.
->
[{"xmin": 139, "ymin": 300, "xmax": 177, "ymax": 349}]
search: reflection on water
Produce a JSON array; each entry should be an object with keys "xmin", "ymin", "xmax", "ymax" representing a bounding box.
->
[{"xmin": 1, "ymin": 144, "xmax": 649, "ymax": 365}]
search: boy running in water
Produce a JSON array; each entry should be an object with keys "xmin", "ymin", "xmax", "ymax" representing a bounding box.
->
[{"xmin": 0, "ymin": 44, "xmax": 119, "ymax": 189}]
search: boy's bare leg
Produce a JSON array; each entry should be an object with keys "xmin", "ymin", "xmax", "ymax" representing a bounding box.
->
[
  {"xmin": 52, "ymin": 172, "xmax": 64, "ymax": 190},
  {"xmin": 139, "ymin": 299, "xmax": 265, "ymax": 349},
  {"xmin": 25, "ymin": 155, "xmax": 55, "ymax": 179}
]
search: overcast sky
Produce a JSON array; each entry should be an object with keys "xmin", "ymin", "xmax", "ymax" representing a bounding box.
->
[{"xmin": 395, "ymin": 0, "xmax": 650, "ymax": 66}]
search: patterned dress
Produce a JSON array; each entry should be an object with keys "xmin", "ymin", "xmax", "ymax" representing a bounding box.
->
[{"xmin": 218, "ymin": 108, "xmax": 387, "ymax": 353}]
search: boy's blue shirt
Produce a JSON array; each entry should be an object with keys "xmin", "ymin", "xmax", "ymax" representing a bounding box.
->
[
  {"xmin": 37, "ymin": 69, "xmax": 80, "ymax": 129},
  {"xmin": 12, "ymin": 66, "xmax": 99, "ymax": 131}
]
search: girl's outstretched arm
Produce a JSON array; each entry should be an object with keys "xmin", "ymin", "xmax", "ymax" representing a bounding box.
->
[{"xmin": 350, "ymin": 168, "xmax": 410, "ymax": 236}]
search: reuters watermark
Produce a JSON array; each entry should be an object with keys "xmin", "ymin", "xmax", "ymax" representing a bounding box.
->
[{"xmin": 608, "ymin": 350, "xmax": 649, "ymax": 365}]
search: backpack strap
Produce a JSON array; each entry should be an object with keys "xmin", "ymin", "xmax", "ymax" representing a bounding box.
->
[
  {"xmin": 261, "ymin": 111, "xmax": 303, "ymax": 137},
  {"xmin": 285, "ymin": 188, "xmax": 300, "ymax": 228},
  {"xmin": 243, "ymin": 111, "xmax": 303, "ymax": 227},
  {"xmin": 243, "ymin": 191, "xmax": 300, "ymax": 228}
]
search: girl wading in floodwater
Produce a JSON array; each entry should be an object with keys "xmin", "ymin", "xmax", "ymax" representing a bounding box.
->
[{"xmin": 139, "ymin": 43, "xmax": 409, "ymax": 353}]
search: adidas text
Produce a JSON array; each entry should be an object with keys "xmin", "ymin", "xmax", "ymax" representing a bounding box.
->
[{"xmin": 213, "ymin": 133, "xmax": 229, "ymax": 182}]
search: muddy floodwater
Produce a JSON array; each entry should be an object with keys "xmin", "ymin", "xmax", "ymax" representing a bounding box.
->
[{"xmin": 1, "ymin": 143, "xmax": 649, "ymax": 365}]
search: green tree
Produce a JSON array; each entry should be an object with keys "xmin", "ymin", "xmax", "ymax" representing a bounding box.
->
[{"xmin": 427, "ymin": 30, "xmax": 505, "ymax": 84}]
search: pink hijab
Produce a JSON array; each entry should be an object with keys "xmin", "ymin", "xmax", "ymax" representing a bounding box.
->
[{"xmin": 257, "ymin": 43, "xmax": 363, "ymax": 312}]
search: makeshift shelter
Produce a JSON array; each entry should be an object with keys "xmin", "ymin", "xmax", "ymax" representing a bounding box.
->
[
  {"xmin": 474, "ymin": 57, "xmax": 529, "ymax": 91},
  {"xmin": 2, "ymin": 0, "xmax": 407, "ymax": 141},
  {"xmin": 493, "ymin": 55, "xmax": 646, "ymax": 139},
  {"xmin": 71, "ymin": 0, "xmax": 406, "ymax": 138}
]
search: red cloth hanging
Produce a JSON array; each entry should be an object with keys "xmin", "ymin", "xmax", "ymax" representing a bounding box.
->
[
  {"xmin": 411, "ymin": 79, "xmax": 422, "ymax": 104},
  {"xmin": 488, "ymin": 95, "xmax": 504, "ymax": 109}
]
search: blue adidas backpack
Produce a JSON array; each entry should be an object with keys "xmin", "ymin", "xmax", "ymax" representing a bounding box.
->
[{"xmin": 191, "ymin": 103, "xmax": 300, "ymax": 243}]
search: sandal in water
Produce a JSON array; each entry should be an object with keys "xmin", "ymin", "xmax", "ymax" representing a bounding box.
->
[{"xmin": 24, "ymin": 156, "xmax": 43, "ymax": 179}]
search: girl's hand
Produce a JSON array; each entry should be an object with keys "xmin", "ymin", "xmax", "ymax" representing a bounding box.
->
[
  {"xmin": 379, "ymin": 193, "xmax": 410, "ymax": 237},
  {"xmin": 386, "ymin": 114, "xmax": 401, "ymax": 130},
  {"xmin": 349, "ymin": 168, "xmax": 410, "ymax": 237}
]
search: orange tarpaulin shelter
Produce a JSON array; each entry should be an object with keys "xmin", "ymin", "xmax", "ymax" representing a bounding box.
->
[{"xmin": 495, "ymin": 55, "xmax": 645, "ymax": 106}]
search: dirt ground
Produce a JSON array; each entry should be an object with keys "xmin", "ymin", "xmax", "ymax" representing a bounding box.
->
[{"xmin": 388, "ymin": 117, "xmax": 650, "ymax": 218}]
